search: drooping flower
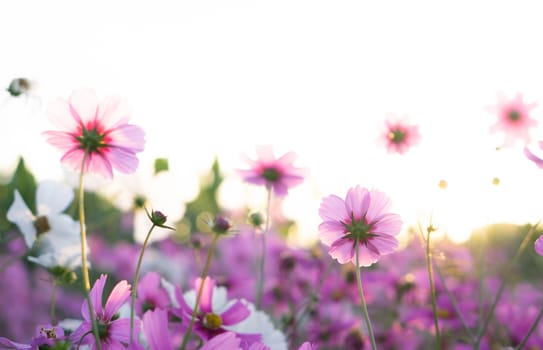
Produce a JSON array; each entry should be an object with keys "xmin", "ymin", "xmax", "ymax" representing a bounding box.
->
[
  {"xmin": 318, "ymin": 186, "xmax": 403, "ymax": 267},
  {"xmin": 488, "ymin": 92, "xmax": 538, "ymax": 147},
  {"xmin": 238, "ymin": 145, "xmax": 306, "ymax": 197},
  {"xmin": 380, "ymin": 115, "xmax": 421, "ymax": 155},
  {"xmin": 6, "ymin": 180, "xmax": 83, "ymax": 267},
  {"xmin": 70, "ymin": 274, "xmax": 140, "ymax": 349},
  {"xmin": 43, "ymin": 88, "xmax": 146, "ymax": 179}
]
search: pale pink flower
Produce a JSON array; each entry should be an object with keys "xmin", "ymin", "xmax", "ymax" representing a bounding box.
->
[
  {"xmin": 43, "ymin": 88, "xmax": 145, "ymax": 178},
  {"xmin": 318, "ymin": 186, "xmax": 403, "ymax": 267},
  {"xmin": 380, "ymin": 116, "xmax": 421, "ymax": 155},
  {"xmin": 488, "ymin": 92, "xmax": 538, "ymax": 147},
  {"xmin": 238, "ymin": 145, "xmax": 305, "ymax": 197}
]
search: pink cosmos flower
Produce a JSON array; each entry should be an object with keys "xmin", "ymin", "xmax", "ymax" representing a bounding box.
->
[
  {"xmin": 488, "ymin": 92, "xmax": 538, "ymax": 147},
  {"xmin": 318, "ymin": 186, "xmax": 403, "ymax": 267},
  {"xmin": 238, "ymin": 145, "xmax": 306, "ymax": 197},
  {"xmin": 380, "ymin": 116, "xmax": 421, "ymax": 155},
  {"xmin": 43, "ymin": 88, "xmax": 145, "ymax": 179},
  {"xmin": 70, "ymin": 274, "xmax": 140, "ymax": 349}
]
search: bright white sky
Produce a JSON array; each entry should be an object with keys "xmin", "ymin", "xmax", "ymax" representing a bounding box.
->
[{"xmin": 2, "ymin": 1, "xmax": 543, "ymax": 244}]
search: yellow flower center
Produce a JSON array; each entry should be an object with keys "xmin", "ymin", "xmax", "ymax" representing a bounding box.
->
[{"xmin": 203, "ymin": 313, "xmax": 223, "ymax": 330}]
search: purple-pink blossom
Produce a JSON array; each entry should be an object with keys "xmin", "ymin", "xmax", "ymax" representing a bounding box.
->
[
  {"xmin": 43, "ymin": 88, "xmax": 145, "ymax": 178},
  {"xmin": 488, "ymin": 92, "xmax": 538, "ymax": 147},
  {"xmin": 70, "ymin": 274, "xmax": 140, "ymax": 349},
  {"xmin": 318, "ymin": 186, "xmax": 403, "ymax": 267},
  {"xmin": 380, "ymin": 116, "xmax": 421, "ymax": 155},
  {"xmin": 238, "ymin": 145, "xmax": 305, "ymax": 197}
]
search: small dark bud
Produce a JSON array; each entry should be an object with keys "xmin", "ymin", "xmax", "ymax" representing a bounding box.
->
[
  {"xmin": 249, "ymin": 212, "xmax": 264, "ymax": 227},
  {"xmin": 212, "ymin": 216, "xmax": 231, "ymax": 234},
  {"xmin": 150, "ymin": 210, "xmax": 168, "ymax": 226}
]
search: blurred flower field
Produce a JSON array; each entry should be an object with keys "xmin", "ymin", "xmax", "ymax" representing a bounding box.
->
[{"xmin": 1, "ymin": 87, "xmax": 543, "ymax": 350}]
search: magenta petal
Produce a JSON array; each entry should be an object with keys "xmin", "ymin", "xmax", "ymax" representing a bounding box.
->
[
  {"xmin": 535, "ymin": 235, "xmax": 543, "ymax": 256},
  {"xmin": 108, "ymin": 318, "xmax": 139, "ymax": 344},
  {"xmin": 220, "ymin": 301, "xmax": 250, "ymax": 325},
  {"xmin": 98, "ymin": 95, "xmax": 131, "ymax": 129},
  {"xmin": 143, "ymin": 309, "xmax": 173, "ymax": 350},
  {"xmin": 318, "ymin": 221, "xmax": 346, "ymax": 246},
  {"xmin": 366, "ymin": 189, "xmax": 392, "ymax": 222},
  {"xmin": 85, "ymin": 152, "xmax": 114, "ymax": 179},
  {"xmin": 524, "ymin": 146, "xmax": 543, "ymax": 169},
  {"xmin": 174, "ymin": 285, "xmax": 193, "ymax": 316},
  {"xmin": 353, "ymin": 242, "xmax": 381, "ymax": 267},
  {"xmin": 104, "ymin": 280, "xmax": 131, "ymax": 320},
  {"xmin": 83, "ymin": 274, "xmax": 107, "ymax": 321},
  {"xmin": 201, "ymin": 332, "xmax": 241, "ymax": 350},
  {"xmin": 108, "ymin": 124, "xmax": 146, "ymax": 152}
]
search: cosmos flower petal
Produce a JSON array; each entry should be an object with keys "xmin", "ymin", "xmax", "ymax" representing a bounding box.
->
[
  {"xmin": 108, "ymin": 318, "xmax": 139, "ymax": 344},
  {"xmin": 69, "ymin": 88, "xmax": 98, "ymax": 125},
  {"xmin": 221, "ymin": 300, "xmax": 251, "ymax": 325},
  {"xmin": 104, "ymin": 280, "xmax": 131, "ymax": 320},
  {"xmin": 42, "ymin": 131, "xmax": 79, "ymax": 151},
  {"xmin": 371, "ymin": 213, "xmax": 403, "ymax": 236},
  {"xmin": 107, "ymin": 124, "xmax": 146, "ymax": 152},
  {"xmin": 36, "ymin": 180, "xmax": 74, "ymax": 216},
  {"xmin": 69, "ymin": 322, "xmax": 93, "ymax": 348},
  {"xmin": 59, "ymin": 149, "xmax": 87, "ymax": 174},
  {"xmin": 83, "ymin": 274, "xmax": 107, "ymax": 321},
  {"xmin": 255, "ymin": 145, "xmax": 276, "ymax": 163},
  {"xmin": 108, "ymin": 147, "xmax": 140, "ymax": 174},
  {"xmin": 318, "ymin": 194, "xmax": 347, "ymax": 222},
  {"xmin": 85, "ymin": 152, "xmax": 114, "ymax": 179},
  {"xmin": 318, "ymin": 221, "xmax": 346, "ymax": 246},
  {"xmin": 365, "ymin": 189, "xmax": 392, "ymax": 222},
  {"xmin": 47, "ymin": 97, "xmax": 81, "ymax": 131},
  {"xmin": 352, "ymin": 242, "xmax": 381, "ymax": 267},
  {"xmin": 98, "ymin": 95, "xmax": 131, "ymax": 129},
  {"xmin": 345, "ymin": 186, "xmax": 370, "ymax": 220},
  {"xmin": 524, "ymin": 146, "xmax": 543, "ymax": 168},
  {"xmin": 143, "ymin": 309, "xmax": 173, "ymax": 350},
  {"xmin": 368, "ymin": 233, "xmax": 399, "ymax": 255},
  {"xmin": 201, "ymin": 332, "xmax": 242, "ymax": 350},
  {"xmin": 6, "ymin": 191, "xmax": 37, "ymax": 248},
  {"xmin": 329, "ymin": 239, "xmax": 355, "ymax": 264}
]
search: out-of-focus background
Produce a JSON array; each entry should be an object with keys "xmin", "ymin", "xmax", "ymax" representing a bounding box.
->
[{"xmin": 2, "ymin": 0, "xmax": 543, "ymax": 244}]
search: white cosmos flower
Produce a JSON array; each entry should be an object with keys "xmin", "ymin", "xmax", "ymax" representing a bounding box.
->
[{"xmin": 6, "ymin": 180, "xmax": 84, "ymax": 267}]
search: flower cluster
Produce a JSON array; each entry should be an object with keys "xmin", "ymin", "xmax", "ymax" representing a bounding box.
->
[{"xmin": 1, "ymin": 87, "xmax": 543, "ymax": 350}]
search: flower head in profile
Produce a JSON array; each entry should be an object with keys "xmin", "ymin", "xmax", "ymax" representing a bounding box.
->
[
  {"xmin": 70, "ymin": 274, "xmax": 140, "ymax": 349},
  {"xmin": 238, "ymin": 145, "xmax": 306, "ymax": 197},
  {"xmin": 43, "ymin": 88, "xmax": 146, "ymax": 178},
  {"xmin": 380, "ymin": 115, "xmax": 421, "ymax": 155},
  {"xmin": 318, "ymin": 186, "xmax": 403, "ymax": 267},
  {"xmin": 0, "ymin": 324, "xmax": 65, "ymax": 349},
  {"xmin": 488, "ymin": 92, "xmax": 538, "ymax": 147},
  {"xmin": 7, "ymin": 180, "xmax": 81, "ymax": 261}
]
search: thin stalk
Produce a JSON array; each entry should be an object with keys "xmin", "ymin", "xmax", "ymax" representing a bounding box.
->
[
  {"xmin": 432, "ymin": 257, "xmax": 475, "ymax": 340},
  {"xmin": 180, "ymin": 233, "xmax": 220, "ymax": 350},
  {"xmin": 515, "ymin": 302, "xmax": 543, "ymax": 350},
  {"xmin": 130, "ymin": 223, "xmax": 157, "ymax": 343},
  {"xmin": 50, "ymin": 282, "xmax": 57, "ymax": 325},
  {"xmin": 474, "ymin": 222, "xmax": 540, "ymax": 348},
  {"xmin": 78, "ymin": 153, "xmax": 102, "ymax": 350},
  {"xmin": 256, "ymin": 187, "xmax": 272, "ymax": 309},
  {"xmin": 355, "ymin": 237, "xmax": 377, "ymax": 350},
  {"xmin": 426, "ymin": 227, "xmax": 441, "ymax": 350}
]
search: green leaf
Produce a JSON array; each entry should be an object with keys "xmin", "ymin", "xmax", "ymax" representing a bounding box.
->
[{"xmin": 154, "ymin": 158, "xmax": 169, "ymax": 175}]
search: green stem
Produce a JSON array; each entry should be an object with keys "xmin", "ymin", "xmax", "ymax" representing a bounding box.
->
[
  {"xmin": 130, "ymin": 223, "xmax": 157, "ymax": 344},
  {"xmin": 515, "ymin": 302, "xmax": 543, "ymax": 350},
  {"xmin": 256, "ymin": 187, "xmax": 272, "ymax": 310},
  {"xmin": 474, "ymin": 222, "xmax": 540, "ymax": 348},
  {"xmin": 50, "ymin": 282, "xmax": 57, "ymax": 325},
  {"xmin": 78, "ymin": 152, "xmax": 102, "ymax": 350},
  {"xmin": 426, "ymin": 227, "xmax": 441, "ymax": 349},
  {"xmin": 355, "ymin": 237, "xmax": 377, "ymax": 350},
  {"xmin": 180, "ymin": 233, "xmax": 220, "ymax": 350}
]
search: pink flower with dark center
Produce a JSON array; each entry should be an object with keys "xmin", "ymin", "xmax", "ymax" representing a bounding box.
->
[
  {"xmin": 70, "ymin": 274, "xmax": 140, "ymax": 349},
  {"xmin": 238, "ymin": 145, "xmax": 306, "ymax": 197},
  {"xmin": 318, "ymin": 186, "xmax": 403, "ymax": 267},
  {"xmin": 381, "ymin": 116, "xmax": 421, "ymax": 155},
  {"xmin": 43, "ymin": 88, "xmax": 145, "ymax": 179},
  {"xmin": 488, "ymin": 92, "xmax": 538, "ymax": 147}
]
